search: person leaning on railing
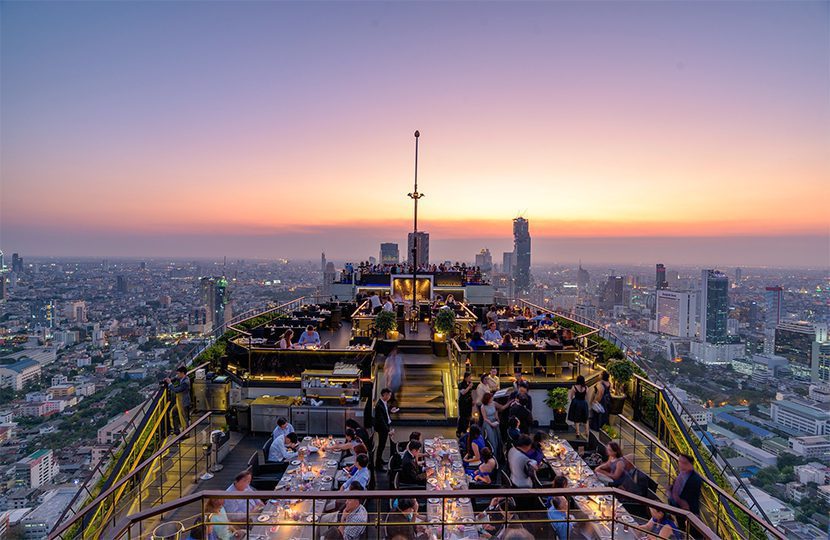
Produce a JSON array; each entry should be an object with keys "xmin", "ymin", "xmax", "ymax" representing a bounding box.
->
[{"xmin": 164, "ymin": 366, "xmax": 191, "ymax": 434}]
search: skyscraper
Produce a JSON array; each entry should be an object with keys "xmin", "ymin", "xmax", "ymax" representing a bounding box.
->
[
  {"xmin": 475, "ymin": 249, "xmax": 493, "ymax": 272},
  {"xmin": 502, "ymin": 252, "xmax": 515, "ymax": 275},
  {"xmin": 512, "ymin": 217, "xmax": 531, "ymax": 292},
  {"xmin": 11, "ymin": 253, "xmax": 22, "ymax": 273},
  {"xmin": 407, "ymin": 232, "xmax": 429, "ymax": 267},
  {"xmin": 577, "ymin": 262, "xmax": 590, "ymax": 290},
  {"xmin": 200, "ymin": 277, "xmax": 230, "ymax": 329},
  {"xmin": 655, "ymin": 264, "xmax": 668, "ymax": 290},
  {"xmin": 764, "ymin": 286, "xmax": 783, "ymax": 330},
  {"xmin": 734, "ymin": 267, "xmax": 742, "ymax": 283},
  {"xmin": 602, "ymin": 276, "xmax": 625, "ymax": 309},
  {"xmin": 380, "ymin": 243, "xmax": 399, "ymax": 265},
  {"xmin": 116, "ymin": 275, "xmax": 129, "ymax": 294},
  {"xmin": 321, "ymin": 252, "xmax": 327, "ymax": 274},
  {"xmin": 700, "ymin": 269, "xmax": 729, "ymax": 344}
]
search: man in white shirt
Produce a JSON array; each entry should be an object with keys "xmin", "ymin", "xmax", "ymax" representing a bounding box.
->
[
  {"xmin": 382, "ymin": 297, "xmax": 394, "ymax": 312},
  {"xmin": 341, "ymin": 454, "xmax": 370, "ymax": 490},
  {"xmin": 271, "ymin": 417, "xmax": 294, "ymax": 441},
  {"xmin": 483, "ymin": 321, "xmax": 502, "ymax": 343},
  {"xmin": 224, "ymin": 470, "xmax": 263, "ymax": 521},
  {"xmin": 369, "ymin": 292, "xmax": 382, "ymax": 314},
  {"xmin": 268, "ymin": 432, "xmax": 299, "ymax": 462},
  {"xmin": 298, "ymin": 325, "xmax": 321, "ymax": 346}
]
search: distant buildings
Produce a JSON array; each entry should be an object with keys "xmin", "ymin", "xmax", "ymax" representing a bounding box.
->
[
  {"xmin": 97, "ymin": 405, "xmax": 144, "ymax": 445},
  {"xmin": 576, "ymin": 263, "xmax": 590, "ymax": 290},
  {"xmin": 512, "ymin": 217, "xmax": 531, "ymax": 293},
  {"xmin": 700, "ymin": 269, "xmax": 729, "ymax": 344},
  {"xmin": 407, "ymin": 232, "xmax": 429, "ymax": 267},
  {"xmin": 655, "ymin": 290, "xmax": 696, "ymax": 338},
  {"xmin": 200, "ymin": 276, "xmax": 230, "ymax": 330},
  {"xmin": 655, "ymin": 263, "xmax": 668, "ymax": 290},
  {"xmin": 775, "ymin": 322, "xmax": 829, "ymax": 382},
  {"xmin": 601, "ymin": 276, "xmax": 624, "ymax": 310},
  {"xmin": 0, "ymin": 359, "xmax": 42, "ymax": 391},
  {"xmin": 502, "ymin": 251, "xmax": 514, "ymax": 276},
  {"xmin": 19, "ymin": 487, "xmax": 78, "ymax": 540},
  {"xmin": 770, "ymin": 398, "xmax": 829, "ymax": 436},
  {"xmin": 379, "ymin": 243, "xmax": 399, "ymax": 265},
  {"xmin": 65, "ymin": 301, "xmax": 87, "ymax": 324},
  {"xmin": 15, "ymin": 449, "xmax": 58, "ymax": 489},
  {"xmin": 474, "ymin": 249, "xmax": 492, "ymax": 273},
  {"xmin": 788, "ymin": 435, "xmax": 830, "ymax": 460}
]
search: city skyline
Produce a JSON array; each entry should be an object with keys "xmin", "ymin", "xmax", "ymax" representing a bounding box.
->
[{"xmin": 1, "ymin": 1, "xmax": 828, "ymax": 267}]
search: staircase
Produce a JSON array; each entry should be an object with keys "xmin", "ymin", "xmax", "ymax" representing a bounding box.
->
[{"xmin": 379, "ymin": 335, "xmax": 452, "ymax": 425}]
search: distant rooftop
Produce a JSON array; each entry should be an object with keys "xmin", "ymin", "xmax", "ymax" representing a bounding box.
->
[
  {"xmin": 1, "ymin": 357, "xmax": 40, "ymax": 372},
  {"xmin": 773, "ymin": 399, "xmax": 830, "ymax": 420}
]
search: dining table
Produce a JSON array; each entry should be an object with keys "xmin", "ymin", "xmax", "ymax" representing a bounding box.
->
[
  {"xmin": 248, "ymin": 436, "xmax": 344, "ymax": 540},
  {"xmin": 542, "ymin": 437, "xmax": 640, "ymax": 539},
  {"xmin": 423, "ymin": 437, "xmax": 480, "ymax": 539}
]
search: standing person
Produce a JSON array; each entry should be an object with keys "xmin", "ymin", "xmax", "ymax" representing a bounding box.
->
[
  {"xmin": 373, "ymin": 388, "xmax": 397, "ymax": 471},
  {"xmin": 486, "ymin": 305, "xmax": 499, "ymax": 325},
  {"xmin": 591, "ymin": 371, "xmax": 612, "ymax": 430},
  {"xmin": 668, "ymin": 453, "xmax": 703, "ymax": 516},
  {"xmin": 481, "ymin": 392, "xmax": 507, "ymax": 460},
  {"xmin": 369, "ymin": 291, "xmax": 382, "ymax": 314},
  {"xmin": 457, "ymin": 372, "xmax": 474, "ymax": 435},
  {"xmin": 508, "ymin": 435, "xmax": 539, "ymax": 488},
  {"xmin": 382, "ymin": 296, "xmax": 394, "ymax": 312},
  {"xmin": 165, "ymin": 366, "xmax": 191, "ymax": 434},
  {"xmin": 567, "ymin": 375, "xmax": 590, "ymax": 440},
  {"xmin": 384, "ymin": 345, "xmax": 403, "ymax": 404}
]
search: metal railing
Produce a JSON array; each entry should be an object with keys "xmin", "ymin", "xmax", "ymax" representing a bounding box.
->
[
  {"xmin": 511, "ymin": 300, "xmax": 778, "ymax": 536},
  {"xmin": 50, "ymin": 412, "xmax": 218, "ymax": 540},
  {"xmin": 98, "ymin": 487, "xmax": 716, "ymax": 540},
  {"xmin": 611, "ymin": 414, "xmax": 784, "ymax": 540}
]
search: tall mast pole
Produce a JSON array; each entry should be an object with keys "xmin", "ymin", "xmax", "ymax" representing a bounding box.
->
[{"xmin": 407, "ymin": 130, "xmax": 423, "ymax": 332}]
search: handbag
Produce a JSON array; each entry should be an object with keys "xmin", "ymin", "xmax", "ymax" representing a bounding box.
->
[{"xmin": 591, "ymin": 401, "xmax": 605, "ymax": 413}]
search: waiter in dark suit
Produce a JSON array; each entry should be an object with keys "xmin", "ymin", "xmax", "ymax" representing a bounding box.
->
[{"xmin": 373, "ymin": 387, "xmax": 398, "ymax": 471}]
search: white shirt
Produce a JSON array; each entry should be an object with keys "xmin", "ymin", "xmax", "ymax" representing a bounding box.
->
[
  {"xmin": 483, "ymin": 329, "xmax": 502, "ymax": 342},
  {"xmin": 369, "ymin": 295, "xmax": 382, "ymax": 309},
  {"xmin": 272, "ymin": 422, "xmax": 294, "ymax": 441},
  {"xmin": 382, "ymin": 301, "xmax": 394, "ymax": 312},
  {"xmin": 268, "ymin": 434, "xmax": 298, "ymax": 462}
]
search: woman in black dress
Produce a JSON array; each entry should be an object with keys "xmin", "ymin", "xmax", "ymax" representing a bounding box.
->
[{"xmin": 567, "ymin": 375, "xmax": 590, "ymax": 440}]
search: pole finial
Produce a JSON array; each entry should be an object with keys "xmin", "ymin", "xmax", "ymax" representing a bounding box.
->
[{"xmin": 414, "ymin": 130, "xmax": 420, "ymax": 138}]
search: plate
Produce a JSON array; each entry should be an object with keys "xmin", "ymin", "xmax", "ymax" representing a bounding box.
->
[
  {"xmin": 321, "ymin": 475, "xmax": 333, "ymax": 482},
  {"xmin": 304, "ymin": 436, "xmax": 312, "ymax": 441},
  {"xmin": 428, "ymin": 498, "xmax": 440, "ymax": 504},
  {"xmin": 428, "ymin": 478, "xmax": 439, "ymax": 485},
  {"xmin": 458, "ymin": 497, "xmax": 470, "ymax": 504},
  {"xmin": 256, "ymin": 514, "xmax": 270, "ymax": 523},
  {"xmin": 290, "ymin": 460, "xmax": 301, "ymax": 466},
  {"xmin": 327, "ymin": 460, "xmax": 338, "ymax": 466},
  {"xmin": 307, "ymin": 446, "xmax": 319, "ymax": 453}
]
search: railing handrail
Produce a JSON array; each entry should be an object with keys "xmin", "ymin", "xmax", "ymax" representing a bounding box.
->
[
  {"xmin": 615, "ymin": 414, "xmax": 785, "ymax": 539},
  {"xmin": 514, "ymin": 300, "xmax": 776, "ymax": 532},
  {"xmin": 49, "ymin": 411, "xmax": 213, "ymax": 540},
  {"xmin": 351, "ymin": 299, "xmax": 369, "ymax": 319},
  {"xmin": 104, "ymin": 487, "xmax": 718, "ymax": 540}
]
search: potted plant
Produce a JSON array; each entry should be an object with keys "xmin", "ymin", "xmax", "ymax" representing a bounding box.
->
[
  {"xmin": 545, "ymin": 387, "xmax": 570, "ymax": 429},
  {"xmin": 432, "ymin": 309, "xmax": 456, "ymax": 357},
  {"xmin": 605, "ymin": 358, "xmax": 638, "ymax": 415},
  {"xmin": 374, "ymin": 310, "xmax": 398, "ymax": 354},
  {"xmin": 600, "ymin": 423, "xmax": 619, "ymax": 442}
]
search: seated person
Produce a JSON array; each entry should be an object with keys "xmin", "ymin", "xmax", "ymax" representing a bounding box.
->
[
  {"xmin": 499, "ymin": 333, "xmax": 515, "ymax": 350},
  {"xmin": 595, "ymin": 442, "xmax": 626, "ymax": 485},
  {"xmin": 267, "ymin": 432, "xmax": 299, "ymax": 462},
  {"xmin": 278, "ymin": 329, "xmax": 295, "ymax": 349},
  {"xmin": 271, "ymin": 416, "xmax": 294, "ymax": 440},
  {"xmin": 463, "ymin": 425, "xmax": 486, "ymax": 471},
  {"xmin": 524, "ymin": 431, "xmax": 547, "ymax": 463},
  {"xmin": 545, "ymin": 476, "xmax": 573, "ymax": 539},
  {"xmin": 344, "ymin": 419, "xmax": 373, "ymax": 453},
  {"xmin": 483, "ymin": 321, "xmax": 502, "ymax": 343},
  {"xmin": 468, "ymin": 331, "xmax": 487, "ymax": 350},
  {"xmin": 223, "ymin": 470, "xmax": 263, "ymax": 522},
  {"xmin": 507, "ymin": 416, "xmax": 522, "ymax": 445},
  {"xmin": 400, "ymin": 440, "xmax": 428, "ymax": 485},
  {"xmin": 643, "ymin": 506, "xmax": 682, "ymax": 539},
  {"xmin": 329, "ymin": 428, "xmax": 368, "ymax": 457},
  {"xmin": 397, "ymin": 431, "xmax": 422, "ymax": 452},
  {"xmin": 184, "ymin": 517, "xmax": 211, "ymax": 540},
  {"xmin": 471, "ymin": 447, "xmax": 497, "ymax": 484},
  {"xmin": 508, "ymin": 398, "xmax": 533, "ymax": 435},
  {"xmin": 321, "ymin": 484, "xmax": 368, "ymax": 540},
  {"xmin": 341, "ymin": 454, "xmax": 370, "ymax": 490},
  {"xmin": 298, "ymin": 325, "xmax": 321, "ymax": 346},
  {"xmin": 476, "ymin": 497, "xmax": 517, "ymax": 539},
  {"xmin": 384, "ymin": 498, "xmax": 422, "ymax": 540}
]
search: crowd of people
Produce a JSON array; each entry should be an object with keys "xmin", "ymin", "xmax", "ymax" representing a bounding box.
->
[{"xmin": 341, "ymin": 261, "xmax": 488, "ymax": 285}]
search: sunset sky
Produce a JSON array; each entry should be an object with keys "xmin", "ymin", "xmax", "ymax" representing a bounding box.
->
[{"xmin": 2, "ymin": 1, "xmax": 828, "ymax": 266}]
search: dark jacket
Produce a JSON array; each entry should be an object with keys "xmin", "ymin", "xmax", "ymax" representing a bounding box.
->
[
  {"xmin": 169, "ymin": 375, "xmax": 191, "ymax": 407},
  {"xmin": 373, "ymin": 399, "xmax": 391, "ymax": 433},
  {"xmin": 384, "ymin": 510, "xmax": 417, "ymax": 540},
  {"xmin": 670, "ymin": 470, "xmax": 703, "ymax": 515},
  {"xmin": 399, "ymin": 451, "xmax": 426, "ymax": 485}
]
